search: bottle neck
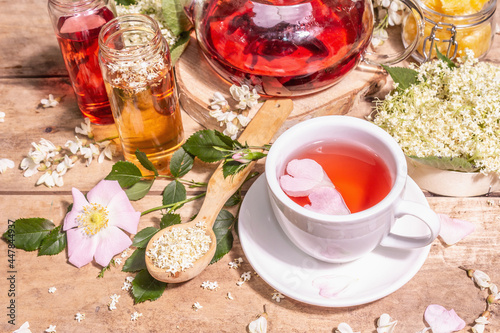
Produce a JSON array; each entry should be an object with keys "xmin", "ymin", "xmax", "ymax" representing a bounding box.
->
[
  {"xmin": 48, "ymin": 0, "xmax": 107, "ymax": 14},
  {"xmin": 99, "ymin": 14, "xmax": 165, "ymax": 63}
]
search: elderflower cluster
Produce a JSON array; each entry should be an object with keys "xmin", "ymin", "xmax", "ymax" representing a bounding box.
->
[
  {"xmin": 20, "ymin": 118, "xmax": 116, "ymax": 187},
  {"xmin": 373, "ymin": 50, "xmax": 500, "ymax": 174},
  {"xmin": 372, "ymin": 0, "xmax": 405, "ymax": 46},
  {"xmin": 115, "ymin": 0, "xmax": 177, "ymax": 46},
  {"xmin": 209, "ymin": 85, "xmax": 257, "ymax": 139}
]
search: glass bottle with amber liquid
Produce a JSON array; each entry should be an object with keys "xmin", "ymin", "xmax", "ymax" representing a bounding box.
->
[{"xmin": 98, "ymin": 14, "xmax": 184, "ymax": 174}]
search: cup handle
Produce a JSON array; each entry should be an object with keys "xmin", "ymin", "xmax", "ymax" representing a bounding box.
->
[
  {"xmin": 363, "ymin": 0, "xmax": 425, "ymax": 66},
  {"xmin": 380, "ymin": 200, "xmax": 441, "ymax": 249}
]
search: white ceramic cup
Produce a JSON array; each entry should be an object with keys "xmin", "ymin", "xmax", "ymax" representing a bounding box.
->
[{"xmin": 265, "ymin": 115, "xmax": 440, "ymax": 263}]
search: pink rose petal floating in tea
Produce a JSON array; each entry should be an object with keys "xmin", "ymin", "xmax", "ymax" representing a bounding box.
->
[
  {"xmin": 423, "ymin": 304, "xmax": 465, "ymax": 333},
  {"xmin": 280, "ymin": 159, "xmax": 350, "ymax": 215},
  {"xmin": 438, "ymin": 214, "xmax": 475, "ymax": 245}
]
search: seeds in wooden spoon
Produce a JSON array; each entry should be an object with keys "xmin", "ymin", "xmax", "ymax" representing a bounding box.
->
[{"xmin": 146, "ymin": 222, "xmax": 212, "ymax": 274}]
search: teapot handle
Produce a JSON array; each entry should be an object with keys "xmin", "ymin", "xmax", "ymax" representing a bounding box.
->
[{"xmin": 363, "ymin": 0, "xmax": 424, "ymax": 66}]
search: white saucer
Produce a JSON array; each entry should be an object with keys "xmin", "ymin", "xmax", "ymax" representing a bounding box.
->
[{"xmin": 238, "ymin": 174, "xmax": 432, "ymax": 307}]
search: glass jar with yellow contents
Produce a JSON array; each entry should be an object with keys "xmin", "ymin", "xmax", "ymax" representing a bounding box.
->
[{"xmin": 402, "ymin": 0, "xmax": 497, "ymax": 62}]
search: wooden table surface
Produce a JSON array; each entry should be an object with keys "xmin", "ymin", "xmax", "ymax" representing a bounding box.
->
[{"xmin": 2, "ymin": 1, "xmax": 500, "ymax": 332}]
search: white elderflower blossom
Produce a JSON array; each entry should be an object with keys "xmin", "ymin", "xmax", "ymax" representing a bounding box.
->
[
  {"xmin": 248, "ymin": 316, "xmax": 267, "ymax": 333},
  {"xmin": 97, "ymin": 140, "xmax": 116, "ymax": 163},
  {"xmin": 131, "ymin": 311, "xmax": 143, "ymax": 321},
  {"xmin": 75, "ymin": 118, "xmax": 93, "ymax": 138},
  {"xmin": 13, "ymin": 321, "xmax": 32, "ymax": 333},
  {"xmin": 75, "ymin": 312, "xmax": 85, "ymax": 322},
  {"xmin": 335, "ymin": 323, "xmax": 360, "ymax": 333},
  {"xmin": 0, "ymin": 111, "xmax": 5, "ymax": 122},
  {"xmin": 48, "ymin": 286, "xmax": 57, "ymax": 293},
  {"xmin": 40, "ymin": 94, "xmax": 59, "ymax": 108},
  {"xmin": 374, "ymin": 51, "xmax": 500, "ymax": 174},
  {"xmin": 0, "ymin": 158, "xmax": 14, "ymax": 174},
  {"xmin": 230, "ymin": 84, "xmax": 260, "ymax": 110},
  {"xmin": 472, "ymin": 316, "xmax": 489, "ymax": 333},
  {"xmin": 377, "ymin": 313, "xmax": 397, "ymax": 333},
  {"xmin": 271, "ymin": 291, "xmax": 285, "ymax": 302},
  {"xmin": 192, "ymin": 302, "xmax": 203, "ymax": 311},
  {"xmin": 45, "ymin": 325, "xmax": 57, "ymax": 333}
]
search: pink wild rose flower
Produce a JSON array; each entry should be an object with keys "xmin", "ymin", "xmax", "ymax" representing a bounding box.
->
[{"xmin": 63, "ymin": 180, "xmax": 141, "ymax": 268}]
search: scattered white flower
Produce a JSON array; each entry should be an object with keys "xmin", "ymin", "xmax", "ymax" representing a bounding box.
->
[
  {"xmin": 45, "ymin": 325, "xmax": 57, "ymax": 333},
  {"xmin": 335, "ymin": 322, "xmax": 360, "ymax": 333},
  {"xmin": 0, "ymin": 111, "xmax": 5, "ymax": 122},
  {"xmin": 209, "ymin": 92, "xmax": 229, "ymax": 111},
  {"xmin": 228, "ymin": 261, "xmax": 239, "ymax": 269},
  {"xmin": 377, "ymin": 313, "xmax": 397, "ymax": 333},
  {"xmin": 75, "ymin": 312, "xmax": 85, "ymax": 322},
  {"xmin": 241, "ymin": 271, "xmax": 252, "ymax": 282},
  {"xmin": 48, "ymin": 286, "xmax": 57, "ymax": 293},
  {"xmin": 131, "ymin": 311, "xmax": 143, "ymax": 321},
  {"xmin": 201, "ymin": 280, "xmax": 219, "ymax": 291},
  {"xmin": 236, "ymin": 280, "xmax": 245, "ymax": 286},
  {"xmin": 0, "ymin": 158, "xmax": 14, "ymax": 174},
  {"xmin": 122, "ymin": 281, "xmax": 132, "ymax": 291},
  {"xmin": 36, "ymin": 170, "xmax": 61, "ymax": 188},
  {"xmin": 126, "ymin": 276, "xmax": 135, "ymax": 283},
  {"xmin": 41, "ymin": 94, "xmax": 59, "ymax": 108},
  {"xmin": 65, "ymin": 137, "xmax": 84, "ymax": 155},
  {"xmin": 80, "ymin": 143, "xmax": 99, "ymax": 167},
  {"xmin": 56, "ymin": 155, "xmax": 76, "ymax": 176},
  {"xmin": 471, "ymin": 270, "xmax": 492, "ymax": 290},
  {"xmin": 372, "ymin": 27, "xmax": 389, "ymax": 47},
  {"xmin": 230, "ymin": 85, "xmax": 260, "ymax": 110},
  {"xmin": 271, "ymin": 291, "xmax": 285, "ymax": 303},
  {"xmin": 226, "ymin": 292, "xmax": 234, "ymax": 300},
  {"xmin": 248, "ymin": 316, "xmax": 267, "ymax": 333},
  {"xmin": 121, "ymin": 248, "xmax": 131, "ymax": 258},
  {"xmin": 97, "ymin": 140, "xmax": 115, "ymax": 163},
  {"xmin": 192, "ymin": 302, "xmax": 203, "ymax": 311},
  {"xmin": 108, "ymin": 294, "xmax": 120, "ymax": 311},
  {"xmin": 223, "ymin": 121, "xmax": 240, "ymax": 140},
  {"xmin": 13, "ymin": 321, "xmax": 32, "ymax": 333},
  {"xmin": 75, "ymin": 118, "xmax": 93, "ymax": 138},
  {"xmin": 472, "ymin": 316, "xmax": 490, "ymax": 333},
  {"xmin": 114, "ymin": 258, "xmax": 122, "ymax": 265}
]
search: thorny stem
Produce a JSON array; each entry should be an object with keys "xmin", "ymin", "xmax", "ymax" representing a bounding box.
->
[
  {"xmin": 142, "ymin": 174, "xmax": 208, "ymax": 188},
  {"xmin": 140, "ymin": 193, "xmax": 206, "ymax": 216}
]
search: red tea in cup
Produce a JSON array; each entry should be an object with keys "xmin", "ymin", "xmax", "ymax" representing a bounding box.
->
[{"xmin": 283, "ymin": 140, "xmax": 393, "ymax": 214}]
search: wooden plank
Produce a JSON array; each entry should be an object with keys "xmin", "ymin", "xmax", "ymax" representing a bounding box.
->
[{"xmin": 1, "ymin": 195, "xmax": 499, "ymax": 332}]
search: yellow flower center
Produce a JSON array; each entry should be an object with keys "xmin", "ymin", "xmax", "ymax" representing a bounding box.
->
[{"xmin": 77, "ymin": 203, "xmax": 109, "ymax": 236}]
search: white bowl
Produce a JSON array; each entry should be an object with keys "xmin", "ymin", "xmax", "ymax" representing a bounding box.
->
[{"xmin": 406, "ymin": 157, "xmax": 500, "ymax": 197}]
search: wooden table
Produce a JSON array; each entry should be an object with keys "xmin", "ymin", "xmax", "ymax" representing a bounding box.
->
[{"xmin": 1, "ymin": 1, "xmax": 500, "ymax": 332}]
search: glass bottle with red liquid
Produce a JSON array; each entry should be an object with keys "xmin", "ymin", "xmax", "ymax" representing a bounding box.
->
[
  {"xmin": 48, "ymin": 0, "xmax": 116, "ymax": 124},
  {"xmin": 185, "ymin": 0, "xmax": 425, "ymax": 97}
]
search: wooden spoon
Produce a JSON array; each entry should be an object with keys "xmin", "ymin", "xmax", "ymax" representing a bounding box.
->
[{"xmin": 145, "ymin": 99, "xmax": 294, "ymax": 283}]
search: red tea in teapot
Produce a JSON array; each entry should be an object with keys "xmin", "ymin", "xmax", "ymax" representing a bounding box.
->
[{"xmin": 196, "ymin": 0, "xmax": 373, "ymax": 96}]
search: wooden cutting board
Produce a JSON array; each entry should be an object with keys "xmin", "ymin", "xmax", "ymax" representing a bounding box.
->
[{"xmin": 175, "ymin": 36, "xmax": 387, "ymax": 137}]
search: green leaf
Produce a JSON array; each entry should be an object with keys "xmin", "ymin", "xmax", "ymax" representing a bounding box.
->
[
  {"xmin": 183, "ymin": 130, "xmax": 234, "ymax": 163},
  {"xmin": 115, "ymin": 0, "xmax": 137, "ymax": 5},
  {"xmin": 381, "ymin": 65, "xmax": 419, "ymax": 91},
  {"xmin": 435, "ymin": 45, "xmax": 457, "ymax": 69},
  {"xmin": 131, "ymin": 269, "xmax": 167, "ymax": 303},
  {"xmin": 132, "ymin": 227, "xmax": 159, "ymax": 249},
  {"xmin": 38, "ymin": 226, "xmax": 67, "ymax": 256},
  {"xmin": 105, "ymin": 161, "xmax": 143, "ymax": 188},
  {"xmin": 160, "ymin": 213, "xmax": 181, "ymax": 229},
  {"xmin": 211, "ymin": 210, "xmax": 236, "ymax": 264},
  {"xmin": 125, "ymin": 180, "xmax": 154, "ymax": 201},
  {"xmin": 170, "ymin": 31, "xmax": 191, "ymax": 65},
  {"xmin": 161, "ymin": 0, "xmax": 192, "ymax": 37},
  {"xmin": 169, "ymin": 147, "xmax": 194, "ymax": 178},
  {"xmin": 135, "ymin": 149, "xmax": 158, "ymax": 177},
  {"xmin": 123, "ymin": 248, "xmax": 147, "ymax": 272},
  {"xmin": 222, "ymin": 160, "xmax": 248, "ymax": 178},
  {"xmin": 162, "ymin": 180, "xmax": 187, "ymax": 206},
  {"xmin": 408, "ymin": 155, "xmax": 479, "ymax": 173},
  {"xmin": 4, "ymin": 218, "xmax": 55, "ymax": 251},
  {"xmin": 225, "ymin": 192, "xmax": 241, "ymax": 207}
]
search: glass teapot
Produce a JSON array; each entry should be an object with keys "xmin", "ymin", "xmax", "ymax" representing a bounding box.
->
[{"xmin": 184, "ymin": 0, "xmax": 424, "ymax": 97}]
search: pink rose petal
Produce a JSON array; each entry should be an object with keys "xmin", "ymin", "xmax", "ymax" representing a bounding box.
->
[
  {"xmin": 305, "ymin": 187, "xmax": 350, "ymax": 215},
  {"xmin": 66, "ymin": 228, "xmax": 98, "ymax": 268},
  {"xmin": 93, "ymin": 227, "xmax": 133, "ymax": 267},
  {"xmin": 424, "ymin": 304, "xmax": 465, "ymax": 333},
  {"xmin": 279, "ymin": 159, "xmax": 333, "ymax": 197},
  {"xmin": 63, "ymin": 187, "xmax": 89, "ymax": 231},
  {"xmin": 312, "ymin": 275, "xmax": 357, "ymax": 298},
  {"xmin": 87, "ymin": 180, "xmax": 124, "ymax": 207},
  {"xmin": 438, "ymin": 214, "xmax": 475, "ymax": 245}
]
